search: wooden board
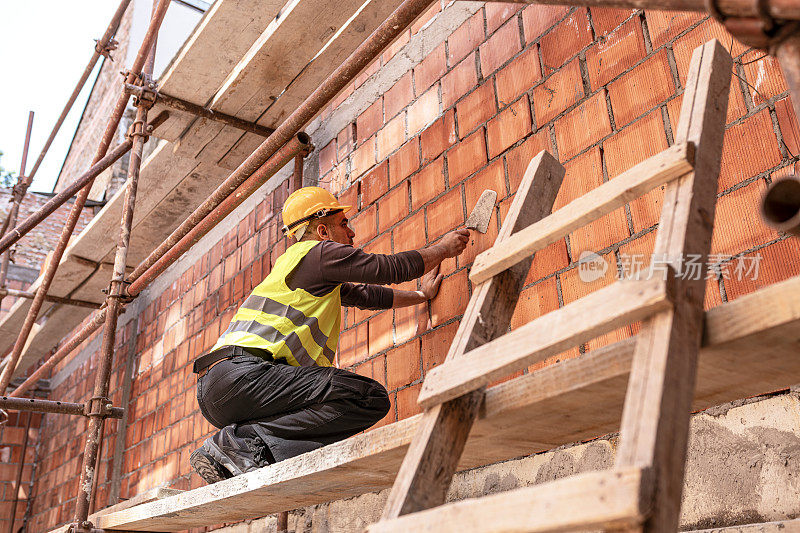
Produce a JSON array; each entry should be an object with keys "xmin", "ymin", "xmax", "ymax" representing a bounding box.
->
[
  {"xmin": 367, "ymin": 468, "xmax": 650, "ymax": 533},
  {"xmin": 469, "ymin": 142, "xmax": 695, "ymax": 285},
  {"xmin": 48, "ymin": 487, "xmax": 182, "ymax": 533},
  {"xmin": 151, "ymin": 0, "xmax": 284, "ymax": 141},
  {"xmin": 417, "ymin": 275, "xmax": 674, "ymax": 408},
  {"xmin": 614, "ymin": 40, "xmax": 731, "ymax": 532},
  {"xmin": 91, "ymin": 274, "xmax": 800, "ymax": 531}
]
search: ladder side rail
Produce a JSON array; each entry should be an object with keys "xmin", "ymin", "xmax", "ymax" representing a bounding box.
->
[{"xmin": 614, "ymin": 39, "xmax": 732, "ymax": 533}]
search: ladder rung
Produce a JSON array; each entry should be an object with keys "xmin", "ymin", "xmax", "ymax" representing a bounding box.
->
[
  {"xmin": 368, "ymin": 467, "xmax": 652, "ymax": 533},
  {"xmin": 417, "ymin": 275, "xmax": 674, "ymax": 409},
  {"xmin": 469, "ymin": 142, "xmax": 694, "ymax": 286}
]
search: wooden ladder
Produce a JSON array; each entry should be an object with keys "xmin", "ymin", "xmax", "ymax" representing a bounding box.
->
[{"xmin": 370, "ymin": 39, "xmax": 732, "ymax": 533}]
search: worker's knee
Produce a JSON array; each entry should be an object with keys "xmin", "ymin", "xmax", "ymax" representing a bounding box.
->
[{"xmin": 367, "ymin": 384, "xmax": 391, "ymax": 420}]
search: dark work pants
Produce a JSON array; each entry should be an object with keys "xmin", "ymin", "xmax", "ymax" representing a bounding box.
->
[{"xmin": 196, "ymin": 355, "xmax": 391, "ymax": 462}]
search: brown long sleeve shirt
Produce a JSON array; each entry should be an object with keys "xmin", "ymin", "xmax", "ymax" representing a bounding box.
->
[{"xmin": 286, "ymin": 241, "xmax": 425, "ymax": 310}]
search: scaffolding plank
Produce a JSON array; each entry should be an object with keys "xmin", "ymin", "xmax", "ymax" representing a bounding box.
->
[
  {"xmin": 468, "ymin": 142, "xmax": 695, "ymax": 286},
  {"xmin": 367, "ymin": 468, "xmax": 650, "ymax": 533},
  {"xmin": 216, "ymin": 0, "xmax": 407, "ymax": 168},
  {"xmin": 417, "ymin": 276, "xmax": 674, "ymax": 409},
  {"xmin": 151, "ymin": 0, "xmax": 284, "ymax": 141},
  {"xmin": 196, "ymin": 0, "xmax": 383, "ymax": 168},
  {"xmin": 48, "ymin": 487, "xmax": 183, "ymax": 533},
  {"xmin": 92, "ymin": 274, "xmax": 800, "ymax": 531}
]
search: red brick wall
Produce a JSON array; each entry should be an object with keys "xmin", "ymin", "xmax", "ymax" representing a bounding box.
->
[
  {"xmin": 0, "ymin": 188, "xmax": 94, "ymax": 271},
  {"xmin": 320, "ymin": 4, "xmax": 800, "ymax": 415},
  {"xmin": 0, "ymin": 411, "xmax": 41, "ymax": 533},
  {"xmin": 23, "ymin": 3, "xmax": 800, "ymax": 531}
]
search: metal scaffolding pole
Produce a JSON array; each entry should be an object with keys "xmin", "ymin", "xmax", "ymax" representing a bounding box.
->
[
  {"xmin": 0, "ymin": 0, "xmax": 173, "ymax": 396},
  {"xmin": 0, "ymin": 112, "xmax": 35, "ymax": 312},
  {"xmin": 0, "ymin": 112, "xmax": 167, "ymax": 257}
]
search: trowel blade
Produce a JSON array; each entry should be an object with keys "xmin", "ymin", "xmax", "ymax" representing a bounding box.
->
[{"xmin": 465, "ymin": 189, "xmax": 497, "ymax": 234}]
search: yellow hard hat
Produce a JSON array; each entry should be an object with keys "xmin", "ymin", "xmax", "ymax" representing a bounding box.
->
[{"xmin": 282, "ymin": 186, "xmax": 352, "ymax": 236}]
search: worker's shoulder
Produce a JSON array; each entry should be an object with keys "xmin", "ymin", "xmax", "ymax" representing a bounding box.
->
[{"xmin": 317, "ymin": 240, "xmax": 361, "ymax": 258}]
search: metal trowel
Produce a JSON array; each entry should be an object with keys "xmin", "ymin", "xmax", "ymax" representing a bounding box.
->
[{"xmin": 465, "ymin": 190, "xmax": 497, "ymax": 233}]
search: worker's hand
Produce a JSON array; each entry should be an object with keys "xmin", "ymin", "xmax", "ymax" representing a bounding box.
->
[
  {"xmin": 420, "ymin": 265, "xmax": 444, "ymax": 300},
  {"xmin": 440, "ymin": 229, "xmax": 470, "ymax": 258}
]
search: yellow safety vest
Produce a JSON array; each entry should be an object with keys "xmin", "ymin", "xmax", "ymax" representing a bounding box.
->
[{"xmin": 211, "ymin": 240, "xmax": 341, "ymax": 367}]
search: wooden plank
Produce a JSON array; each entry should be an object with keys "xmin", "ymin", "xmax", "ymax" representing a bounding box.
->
[
  {"xmin": 48, "ymin": 487, "xmax": 182, "ymax": 533},
  {"xmin": 417, "ymin": 275, "xmax": 674, "ymax": 409},
  {"xmin": 192, "ymin": 0, "xmax": 371, "ymax": 166},
  {"xmin": 216, "ymin": 0, "xmax": 407, "ymax": 167},
  {"xmin": 368, "ymin": 468, "xmax": 651, "ymax": 533},
  {"xmin": 469, "ymin": 142, "xmax": 695, "ymax": 286},
  {"xmin": 87, "ymin": 274, "xmax": 800, "ymax": 530},
  {"xmin": 381, "ymin": 151, "xmax": 566, "ymax": 519},
  {"xmin": 151, "ymin": 0, "xmax": 283, "ymax": 141},
  {"xmin": 615, "ymin": 39, "xmax": 732, "ymax": 533}
]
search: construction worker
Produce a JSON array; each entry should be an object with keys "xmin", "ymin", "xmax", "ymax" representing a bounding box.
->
[{"xmin": 190, "ymin": 186, "xmax": 470, "ymax": 483}]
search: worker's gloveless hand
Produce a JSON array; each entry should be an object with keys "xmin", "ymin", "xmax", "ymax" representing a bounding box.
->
[
  {"xmin": 420, "ymin": 265, "xmax": 444, "ymax": 300},
  {"xmin": 440, "ymin": 228, "xmax": 470, "ymax": 258}
]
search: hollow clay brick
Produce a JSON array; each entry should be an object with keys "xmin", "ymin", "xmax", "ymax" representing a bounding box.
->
[
  {"xmin": 480, "ymin": 19, "xmax": 522, "ymax": 76},
  {"xmin": 447, "ymin": 128, "xmax": 488, "ymax": 184},
  {"xmin": 357, "ymin": 99, "xmax": 383, "ymax": 144},
  {"xmin": 590, "ymin": 7, "xmax": 636, "ymax": 36},
  {"xmin": 415, "ymin": 43, "xmax": 447, "ymax": 94},
  {"xmin": 608, "ymin": 49, "xmax": 675, "ymax": 127},
  {"xmin": 378, "ymin": 182, "xmax": 410, "ymax": 233},
  {"xmin": 584, "ymin": 17, "xmax": 647, "ymax": 90},
  {"xmin": 421, "ymin": 110, "xmax": 457, "ymax": 164},
  {"xmin": 603, "ymin": 108, "xmax": 669, "ymax": 231},
  {"xmin": 485, "ymin": 2, "xmax": 523, "ymax": 34},
  {"xmin": 456, "ymin": 82, "xmax": 497, "ymax": 138},
  {"xmin": 408, "ymin": 86, "xmax": 440, "ymax": 136},
  {"xmin": 448, "ymin": 11, "xmax": 485, "ymax": 66},
  {"xmin": 539, "ymin": 8, "xmax": 593, "ymax": 74},
  {"xmin": 361, "ymin": 161, "xmax": 389, "ymax": 207},
  {"xmin": 495, "ymin": 45, "xmax": 542, "ymax": 108},
  {"xmin": 487, "ymin": 95, "xmax": 532, "ymax": 158},
  {"xmin": 385, "ymin": 71, "xmax": 414, "ymax": 121},
  {"xmin": 377, "ymin": 112, "xmax": 406, "ymax": 162},
  {"xmin": 410, "ymin": 156, "xmax": 447, "ymax": 212},
  {"xmin": 522, "ymin": 4, "xmax": 569, "ymax": 44},
  {"xmin": 388, "ymin": 138, "xmax": 420, "ymax": 187},
  {"xmin": 554, "ymin": 90, "xmax": 612, "ymax": 161},
  {"xmin": 442, "ymin": 54, "xmax": 478, "ymax": 109}
]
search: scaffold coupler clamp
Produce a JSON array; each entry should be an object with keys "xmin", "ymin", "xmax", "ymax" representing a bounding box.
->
[
  {"xmin": 103, "ymin": 279, "xmax": 135, "ymax": 303},
  {"xmin": 94, "ymin": 37, "xmax": 119, "ymax": 60},
  {"xmin": 126, "ymin": 119, "xmax": 154, "ymax": 142},
  {"xmin": 68, "ymin": 520, "xmax": 95, "ymax": 533},
  {"xmin": 84, "ymin": 395, "xmax": 114, "ymax": 418},
  {"xmin": 705, "ymin": 0, "xmax": 800, "ymax": 51}
]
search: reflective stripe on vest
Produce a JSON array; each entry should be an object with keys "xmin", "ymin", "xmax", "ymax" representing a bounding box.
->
[{"xmin": 211, "ymin": 240, "xmax": 341, "ymax": 367}]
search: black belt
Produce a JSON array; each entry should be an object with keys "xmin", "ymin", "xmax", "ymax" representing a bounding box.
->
[{"xmin": 192, "ymin": 345, "xmax": 272, "ymax": 374}]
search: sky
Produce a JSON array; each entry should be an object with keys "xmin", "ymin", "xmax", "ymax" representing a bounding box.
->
[{"xmin": 0, "ymin": 1, "xmax": 123, "ymax": 193}]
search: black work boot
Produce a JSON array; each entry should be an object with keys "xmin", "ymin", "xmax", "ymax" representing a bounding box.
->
[{"xmin": 190, "ymin": 425, "xmax": 272, "ymax": 484}]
